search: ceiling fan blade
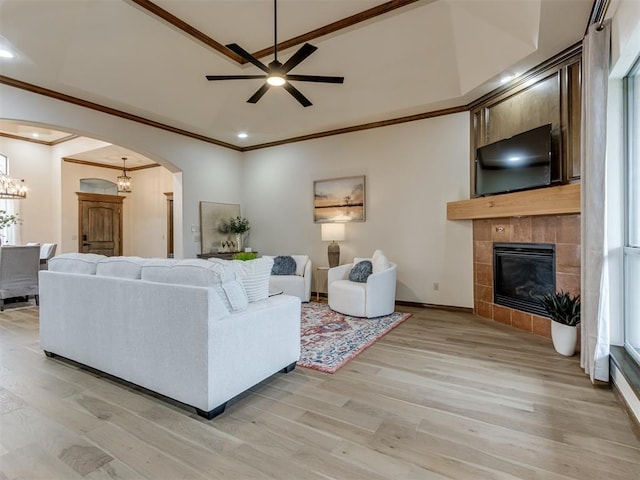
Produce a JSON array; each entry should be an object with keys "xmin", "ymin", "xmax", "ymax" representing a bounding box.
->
[
  {"xmin": 285, "ymin": 74, "xmax": 344, "ymax": 84},
  {"xmin": 206, "ymin": 75, "xmax": 267, "ymax": 81},
  {"xmin": 283, "ymin": 83, "xmax": 312, "ymax": 107},
  {"xmin": 226, "ymin": 43, "xmax": 270, "ymax": 73},
  {"xmin": 280, "ymin": 43, "xmax": 317, "ymax": 73},
  {"xmin": 247, "ymin": 83, "xmax": 271, "ymax": 103}
]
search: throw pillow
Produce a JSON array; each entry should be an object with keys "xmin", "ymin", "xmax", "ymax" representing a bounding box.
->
[
  {"xmin": 231, "ymin": 257, "xmax": 274, "ymax": 302},
  {"xmin": 372, "ymin": 249, "xmax": 390, "ymax": 273},
  {"xmin": 272, "ymin": 255, "xmax": 297, "ymax": 275},
  {"xmin": 349, "ymin": 260, "xmax": 373, "ymax": 283}
]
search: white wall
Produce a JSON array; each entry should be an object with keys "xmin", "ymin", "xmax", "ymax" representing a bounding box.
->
[
  {"xmin": 0, "ymin": 84, "xmax": 243, "ymax": 258},
  {"xmin": 243, "ymin": 113, "xmax": 473, "ymax": 308},
  {"xmin": 126, "ymin": 167, "xmax": 174, "ymax": 257}
]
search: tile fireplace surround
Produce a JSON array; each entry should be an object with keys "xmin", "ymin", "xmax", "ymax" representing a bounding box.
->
[{"xmin": 473, "ymin": 214, "xmax": 581, "ymax": 338}]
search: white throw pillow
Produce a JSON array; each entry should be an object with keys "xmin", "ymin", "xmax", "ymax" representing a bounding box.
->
[
  {"xmin": 372, "ymin": 249, "xmax": 390, "ymax": 273},
  {"xmin": 231, "ymin": 257, "xmax": 274, "ymax": 302}
]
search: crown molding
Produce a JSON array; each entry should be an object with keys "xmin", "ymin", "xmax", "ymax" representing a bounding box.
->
[{"xmin": 0, "ymin": 75, "xmax": 241, "ymax": 152}]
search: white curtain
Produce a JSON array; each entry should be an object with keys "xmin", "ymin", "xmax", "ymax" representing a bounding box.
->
[{"xmin": 580, "ymin": 22, "xmax": 611, "ymax": 382}]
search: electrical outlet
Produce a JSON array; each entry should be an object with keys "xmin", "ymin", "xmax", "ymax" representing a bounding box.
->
[{"xmin": 433, "ymin": 282, "xmax": 440, "ymax": 291}]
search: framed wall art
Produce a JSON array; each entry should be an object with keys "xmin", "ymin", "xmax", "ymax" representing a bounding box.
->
[
  {"xmin": 199, "ymin": 201, "xmax": 240, "ymax": 254},
  {"xmin": 313, "ymin": 175, "xmax": 365, "ymax": 223}
]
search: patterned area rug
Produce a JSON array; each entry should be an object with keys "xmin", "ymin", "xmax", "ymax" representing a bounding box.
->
[{"xmin": 298, "ymin": 303, "xmax": 412, "ymax": 373}]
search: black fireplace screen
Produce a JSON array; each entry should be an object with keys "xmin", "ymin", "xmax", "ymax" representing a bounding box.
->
[{"xmin": 493, "ymin": 243, "xmax": 555, "ymax": 317}]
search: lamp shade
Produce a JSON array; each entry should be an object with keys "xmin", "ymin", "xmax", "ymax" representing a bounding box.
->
[{"xmin": 321, "ymin": 223, "xmax": 345, "ymax": 241}]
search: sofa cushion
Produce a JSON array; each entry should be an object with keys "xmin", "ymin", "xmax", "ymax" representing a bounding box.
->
[
  {"xmin": 48, "ymin": 253, "xmax": 107, "ymax": 274},
  {"xmin": 349, "ymin": 260, "xmax": 373, "ymax": 283},
  {"xmin": 96, "ymin": 256, "xmax": 147, "ymax": 279},
  {"xmin": 231, "ymin": 257, "xmax": 273, "ymax": 302},
  {"xmin": 142, "ymin": 259, "xmax": 247, "ymax": 312},
  {"xmin": 372, "ymin": 249, "xmax": 390, "ymax": 273},
  {"xmin": 271, "ymin": 256, "xmax": 297, "ymax": 276}
]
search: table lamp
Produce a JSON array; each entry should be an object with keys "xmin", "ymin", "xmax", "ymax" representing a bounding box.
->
[{"xmin": 321, "ymin": 223, "xmax": 345, "ymax": 267}]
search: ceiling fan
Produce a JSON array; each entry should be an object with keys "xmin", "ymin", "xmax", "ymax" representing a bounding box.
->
[{"xmin": 205, "ymin": 0, "xmax": 344, "ymax": 107}]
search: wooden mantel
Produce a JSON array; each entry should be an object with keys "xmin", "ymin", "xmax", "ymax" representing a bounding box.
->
[{"xmin": 446, "ymin": 184, "xmax": 580, "ymax": 220}]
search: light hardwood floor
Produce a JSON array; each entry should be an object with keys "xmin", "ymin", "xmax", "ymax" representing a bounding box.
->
[{"xmin": 1, "ymin": 304, "xmax": 638, "ymax": 480}]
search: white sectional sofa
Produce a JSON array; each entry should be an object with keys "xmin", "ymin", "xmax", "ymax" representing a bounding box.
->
[{"xmin": 39, "ymin": 254, "xmax": 301, "ymax": 419}]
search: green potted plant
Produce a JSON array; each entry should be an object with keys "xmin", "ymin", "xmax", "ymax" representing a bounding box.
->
[
  {"xmin": 539, "ymin": 290, "xmax": 581, "ymax": 356},
  {"xmin": 223, "ymin": 216, "xmax": 250, "ymax": 252},
  {"xmin": 0, "ymin": 210, "xmax": 22, "ymax": 245}
]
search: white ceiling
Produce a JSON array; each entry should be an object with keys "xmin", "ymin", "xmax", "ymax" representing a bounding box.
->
[{"xmin": 0, "ymin": 0, "xmax": 594, "ymax": 152}]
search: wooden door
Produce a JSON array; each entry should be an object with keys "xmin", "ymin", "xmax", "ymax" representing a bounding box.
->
[{"xmin": 77, "ymin": 193, "xmax": 124, "ymax": 256}]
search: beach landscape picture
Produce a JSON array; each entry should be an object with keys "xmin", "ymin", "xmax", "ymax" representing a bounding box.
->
[{"xmin": 313, "ymin": 176, "xmax": 365, "ymax": 223}]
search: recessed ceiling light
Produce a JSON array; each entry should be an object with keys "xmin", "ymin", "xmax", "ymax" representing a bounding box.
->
[
  {"xmin": 0, "ymin": 49, "xmax": 14, "ymax": 59},
  {"xmin": 31, "ymin": 133, "xmax": 40, "ymax": 138},
  {"xmin": 237, "ymin": 132, "xmax": 248, "ymax": 139}
]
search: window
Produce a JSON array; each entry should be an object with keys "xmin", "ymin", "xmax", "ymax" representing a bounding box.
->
[
  {"xmin": 0, "ymin": 153, "xmax": 21, "ymax": 245},
  {"xmin": 624, "ymin": 57, "xmax": 640, "ymax": 363}
]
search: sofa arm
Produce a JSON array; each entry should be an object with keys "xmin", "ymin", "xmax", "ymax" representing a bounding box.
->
[
  {"xmin": 366, "ymin": 263, "xmax": 397, "ymax": 291},
  {"xmin": 328, "ymin": 263, "xmax": 352, "ymax": 284}
]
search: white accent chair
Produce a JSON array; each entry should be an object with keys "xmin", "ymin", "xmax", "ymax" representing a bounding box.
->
[
  {"xmin": 0, "ymin": 245, "xmax": 40, "ymax": 310},
  {"xmin": 328, "ymin": 255, "xmax": 397, "ymax": 318},
  {"xmin": 265, "ymin": 255, "xmax": 312, "ymax": 302}
]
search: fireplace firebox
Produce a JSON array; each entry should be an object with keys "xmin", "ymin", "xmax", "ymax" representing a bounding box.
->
[{"xmin": 493, "ymin": 243, "xmax": 555, "ymax": 317}]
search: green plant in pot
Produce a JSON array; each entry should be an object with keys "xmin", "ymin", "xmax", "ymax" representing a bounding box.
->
[
  {"xmin": 539, "ymin": 290, "xmax": 581, "ymax": 356},
  {"xmin": 222, "ymin": 216, "xmax": 250, "ymax": 252}
]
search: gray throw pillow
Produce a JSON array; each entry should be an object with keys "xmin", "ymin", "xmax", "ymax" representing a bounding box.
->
[
  {"xmin": 349, "ymin": 260, "xmax": 373, "ymax": 283},
  {"xmin": 271, "ymin": 255, "xmax": 297, "ymax": 275}
]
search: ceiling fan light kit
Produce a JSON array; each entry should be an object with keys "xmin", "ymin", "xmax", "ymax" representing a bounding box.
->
[{"xmin": 206, "ymin": 0, "xmax": 344, "ymax": 107}]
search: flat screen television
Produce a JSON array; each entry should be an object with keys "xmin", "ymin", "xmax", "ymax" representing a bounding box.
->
[{"xmin": 475, "ymin": 124, "xmax": 557, "ymax": 197}]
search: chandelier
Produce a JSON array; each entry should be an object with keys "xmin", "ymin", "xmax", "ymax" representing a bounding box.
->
[
  {"xmin": 117, "ymin": 157, "xmax": 132, "ymax": 193},
  {"xmin": 0, "ymin": 174, "xmax": 27, "ymax": 199}
]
